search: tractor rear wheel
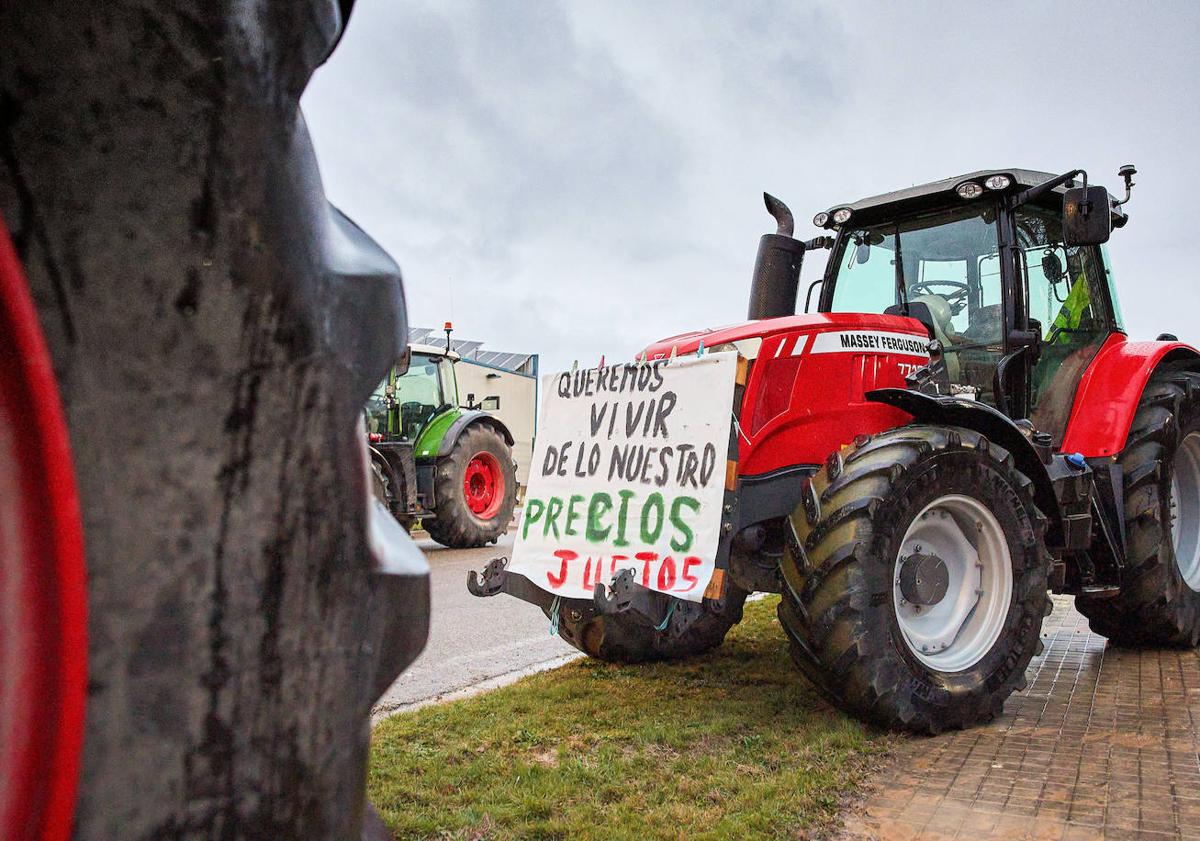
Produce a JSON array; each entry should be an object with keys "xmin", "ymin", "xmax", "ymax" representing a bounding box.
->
[
  {"xmin": 425, "ymin": 424, "xmax": 517, "ymax": 549},
  {"xmin": 546, "ymin": 585, "xmax": 749, "ymax": 663},
  {"xmin": 1076, "ymin": 371, "xmax": 1200, "ymax": 646},
  {"xmin": 777, "ymin": 425, "xmax": 1050, "ymax": 733}
]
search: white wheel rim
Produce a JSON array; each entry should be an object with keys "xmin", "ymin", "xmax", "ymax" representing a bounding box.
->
[
  {"xmin": 893, "ymin": 494, "xmax": 1014, "ymax": 672},
  {"xmin": 1172, "ymin": 432, "xmax": 1200, "ymax": 591}
]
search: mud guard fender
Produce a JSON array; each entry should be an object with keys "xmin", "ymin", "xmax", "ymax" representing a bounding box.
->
[
  {"xmin": 1061, "ymin": 336, "xmax": 1200, "ymax": 457},
  {"xmin": 866, "ymin": 388, "xmax": 1063, "ymax": 542},
  {"xmin": 436, "ymin": 410, "xmax": 515, "ymax": 457}
]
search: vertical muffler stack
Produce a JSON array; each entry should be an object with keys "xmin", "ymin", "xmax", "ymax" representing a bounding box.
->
[{"xmin": 747, "ymin": 193, "xmax": 806, "ymax": 319}]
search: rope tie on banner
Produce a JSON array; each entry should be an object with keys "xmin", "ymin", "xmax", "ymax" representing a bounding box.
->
[
  {"xmin": 732, "ymin": 412, "xmax": 751, "ymax": 445},
  {"xmin": 654, "ymin": 600, "xmax": 676, "ymax": 632},
  {"xmin": 548, "ymin": 595, "xmax": 562, "ymax": 636}
]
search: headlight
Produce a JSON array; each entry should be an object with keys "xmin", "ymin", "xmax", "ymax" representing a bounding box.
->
[
  {"xmin": 984, "ymin": 174, "xmax": 1012, "ymax": 190},
  {"xmin": 955, "ymin": 181, "xmax": 984, "ymax": 199},
  {"xmin": 813, "ymin": 212, "xmax": 830, "ymax": 227},
  {"xmin": 831, "ymin": 207, "xmax": 853, "ymax": 225}
]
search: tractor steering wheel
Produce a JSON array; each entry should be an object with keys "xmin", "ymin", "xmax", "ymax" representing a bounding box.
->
[{"xmin": 908, "ymin": 280, "xmax": 969, "ymax": 315}]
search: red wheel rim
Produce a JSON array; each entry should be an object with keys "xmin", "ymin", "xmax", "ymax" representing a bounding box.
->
[
  {"xmin": 463, "ymin": 451, "xmax": 504, "ymax": 519},
  {"xmin": 0, "ymin": 218, "xmax": 87, "ymax": 841}
]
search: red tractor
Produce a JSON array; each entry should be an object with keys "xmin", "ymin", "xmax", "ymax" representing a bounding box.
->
[{"xmin": 476, "ymin": 166, "xmax": 1200, "ymax": 732}]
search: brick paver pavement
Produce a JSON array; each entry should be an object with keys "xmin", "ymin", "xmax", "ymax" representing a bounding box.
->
[{"xmin": 842, "ymin": 596, "xmax": 1200, "ymax": 840}]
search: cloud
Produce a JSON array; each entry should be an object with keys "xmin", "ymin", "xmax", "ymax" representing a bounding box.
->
[{"xmin": 305, "ymin": 1, "xmax": 1200, "ymax": 373}]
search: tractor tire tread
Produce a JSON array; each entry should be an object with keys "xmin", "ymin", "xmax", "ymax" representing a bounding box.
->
[
  {"xmin": 777, "ymin": 424, "xmax": 1050, "ymax": 734},
  {"xmin": 1076, "ymin": 371, "xmax": 1200, "ymax": 647},
  {"xmin": 424, "ymin": 424, "xmax": 518, "ymax": 549},
  {"xmin": 549, "ymin": 586, "xmax": 750, "ymax": 664}
]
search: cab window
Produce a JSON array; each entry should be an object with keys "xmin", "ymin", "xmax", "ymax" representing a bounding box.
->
[
  {"xmin": 437, "ymin": 357, "xmax": 459, "ymax": 408},
  {"xmin": 1101, "ymin": 244, "xmax": 1126, "ymax": 332},
  {"xmin": 395, "ymin": 354, "xmax": 445, "ymax": 439},
  {"xmin": 1015, "ymin": 204, "xmax": 1113, "ymax": 440},
  {"xmin": 364, "ymin": 379, "xmax": 389, "ymax": 435},
  {"xmin": 826, "ymin": 204, "xmax": 1005, "ymax": 402}
]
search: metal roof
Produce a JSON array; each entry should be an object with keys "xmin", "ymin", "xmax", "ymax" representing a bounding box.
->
[
  {"xmin": 409, "ymin": 327, "xmax": 536, "ymax": 374},
  {"xmin": 469, "ymin": 350, "xmax": 534, "ymax": 371}
]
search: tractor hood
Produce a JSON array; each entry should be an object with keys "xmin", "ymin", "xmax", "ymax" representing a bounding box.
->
[{"xmin": 643, "ymin": 312, "xmax": 931, "ymax": 361}]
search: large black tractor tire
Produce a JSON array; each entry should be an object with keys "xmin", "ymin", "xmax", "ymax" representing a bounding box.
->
[
  {"xmin": 1076, "ymin": 370, "xmax": 1200, "ymax": 646},
  {"xmin": 425, "ymin": 424, "xmax": 518, "ymax": 549},
  {"xmin": 369, "ymin": 456, "xmax": 417, "ymax": 531},
  {"xmin": 777, "ymin": 425, "xmax": 1051, "ymax": 734},
  {"xmin": 546, "ymin": 585, "xmax": 749, "ymax": 663}
]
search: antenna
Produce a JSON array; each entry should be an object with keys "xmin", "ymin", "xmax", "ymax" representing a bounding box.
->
[{"xmin": 1114, "ymin": 164, "xmax": 1137, "ymax": 206}]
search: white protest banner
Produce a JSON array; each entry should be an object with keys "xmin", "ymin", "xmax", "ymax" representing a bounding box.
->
[{"xmin": 508, "ymin": 352, "xmax": 737, "ymax": 603}]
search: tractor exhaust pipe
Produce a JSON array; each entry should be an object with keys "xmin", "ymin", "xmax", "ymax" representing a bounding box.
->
[{"xmin": 747, "ymin": 192, "xmax": 806, "ymax": 319}]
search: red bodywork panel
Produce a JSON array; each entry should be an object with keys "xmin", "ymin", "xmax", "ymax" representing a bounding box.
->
[
  {"xmin": 0, "ymin": 220, "xmax": 87, "ymax": 841},
  {"xmin": 644, "ymin": 313, "xmax": 931, "ymax": 476},
  {"xmin": 1061, "ymin": 333, "xmax": 1200, "ymax": 457}
]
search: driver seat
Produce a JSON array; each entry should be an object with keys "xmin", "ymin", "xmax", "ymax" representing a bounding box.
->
[{"xmin": 902, "ymin": 294, "xmax": 961, "ymax": 381}]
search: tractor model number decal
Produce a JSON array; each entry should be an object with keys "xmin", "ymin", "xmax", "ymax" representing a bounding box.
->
[{"xmin": 808, "ymin": 331, "xmax": 930, "ymax": 357}]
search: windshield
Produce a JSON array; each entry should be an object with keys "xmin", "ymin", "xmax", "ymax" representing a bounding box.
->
[
  {"xmin": 824, "ymin": 203, "xmax": 1006, "ymax": 402},
  {"xmin": 826, "ymin": 204, "xmax": 1002, "ymax": 336}
]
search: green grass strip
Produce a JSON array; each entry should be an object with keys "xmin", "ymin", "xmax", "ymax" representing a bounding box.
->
[{"xmin": 369, "ymin": 596, "xmax": 888, "ymax": 840}]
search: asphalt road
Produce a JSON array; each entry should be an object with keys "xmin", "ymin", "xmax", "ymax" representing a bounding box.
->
[{"xmin": 372, "ymin": 530, "xmax": 577, "ymax": 716}]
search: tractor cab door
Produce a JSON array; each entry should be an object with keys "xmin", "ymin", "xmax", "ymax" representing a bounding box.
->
[
  {"xmin": 1012, "ymin": 204, "xmax": 1118, "ymax": 445},
  {"xmin": 395, "ymin": 352, "xmax": 450, "ymax": 440}
]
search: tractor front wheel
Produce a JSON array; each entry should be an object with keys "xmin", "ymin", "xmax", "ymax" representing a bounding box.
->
[
  {"xmin": 777, "ymin": 425, "xmax": 1050, "ymax": 733},
  {"xmin": 1076, "ymin": 370, "xmax": 1200, "ymax": 646},
  {"xmin": 425, "ymin": 425, "xmax": 517, "ymax": 549}
]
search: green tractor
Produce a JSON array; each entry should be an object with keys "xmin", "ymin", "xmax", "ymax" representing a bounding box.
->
[{"xmin": 366, "ymin": 340, "xmax": 518, "ymax": 548}]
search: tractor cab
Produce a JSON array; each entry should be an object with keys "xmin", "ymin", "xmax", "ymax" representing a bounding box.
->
[
  {"xmin": 812, "ymin": 168, "xmax": 1131, "ymax": 444},
  {"xmin": 366, "ymin": 342, "xmax": 461, "ymax": 446}
]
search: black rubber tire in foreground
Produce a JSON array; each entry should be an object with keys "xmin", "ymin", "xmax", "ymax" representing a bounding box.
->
[
  {"xmin": 1075, "ymin": 370, "xmax": 1200, "ymax": 647},
  {"xmin": 548, "ymin": 585, "xmax": 749, "ymax": 663},
  {"xmin": 777, "ymin": 425, "xmax": 1051, "ymax": 734},
  {"xmin": 424, "ymin": 424, "xmax": 517, "ymax": 549}
]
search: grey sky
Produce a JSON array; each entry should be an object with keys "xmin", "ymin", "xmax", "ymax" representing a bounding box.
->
[{"xmin": 304, "ymin": 1, "xmax": 1200, "ymax": 373}]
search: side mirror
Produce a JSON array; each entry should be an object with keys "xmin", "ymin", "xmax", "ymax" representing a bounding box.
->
[
  {"xmin": 1063, "ymin": 186, "xmax": 1112, "ymax": 246},
  {"xmin": 394, "ymin": 347, "xmax": 412, "ymax": 376}
]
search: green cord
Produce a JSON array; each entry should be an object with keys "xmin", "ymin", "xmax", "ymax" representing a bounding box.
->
[
  {"xmin": 654, "ymin": 601, "xmax": 676, "ymax": 632},
  {"xmin": 549, "ymin": 596, "xmax": 562, "ymax": 636}
]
